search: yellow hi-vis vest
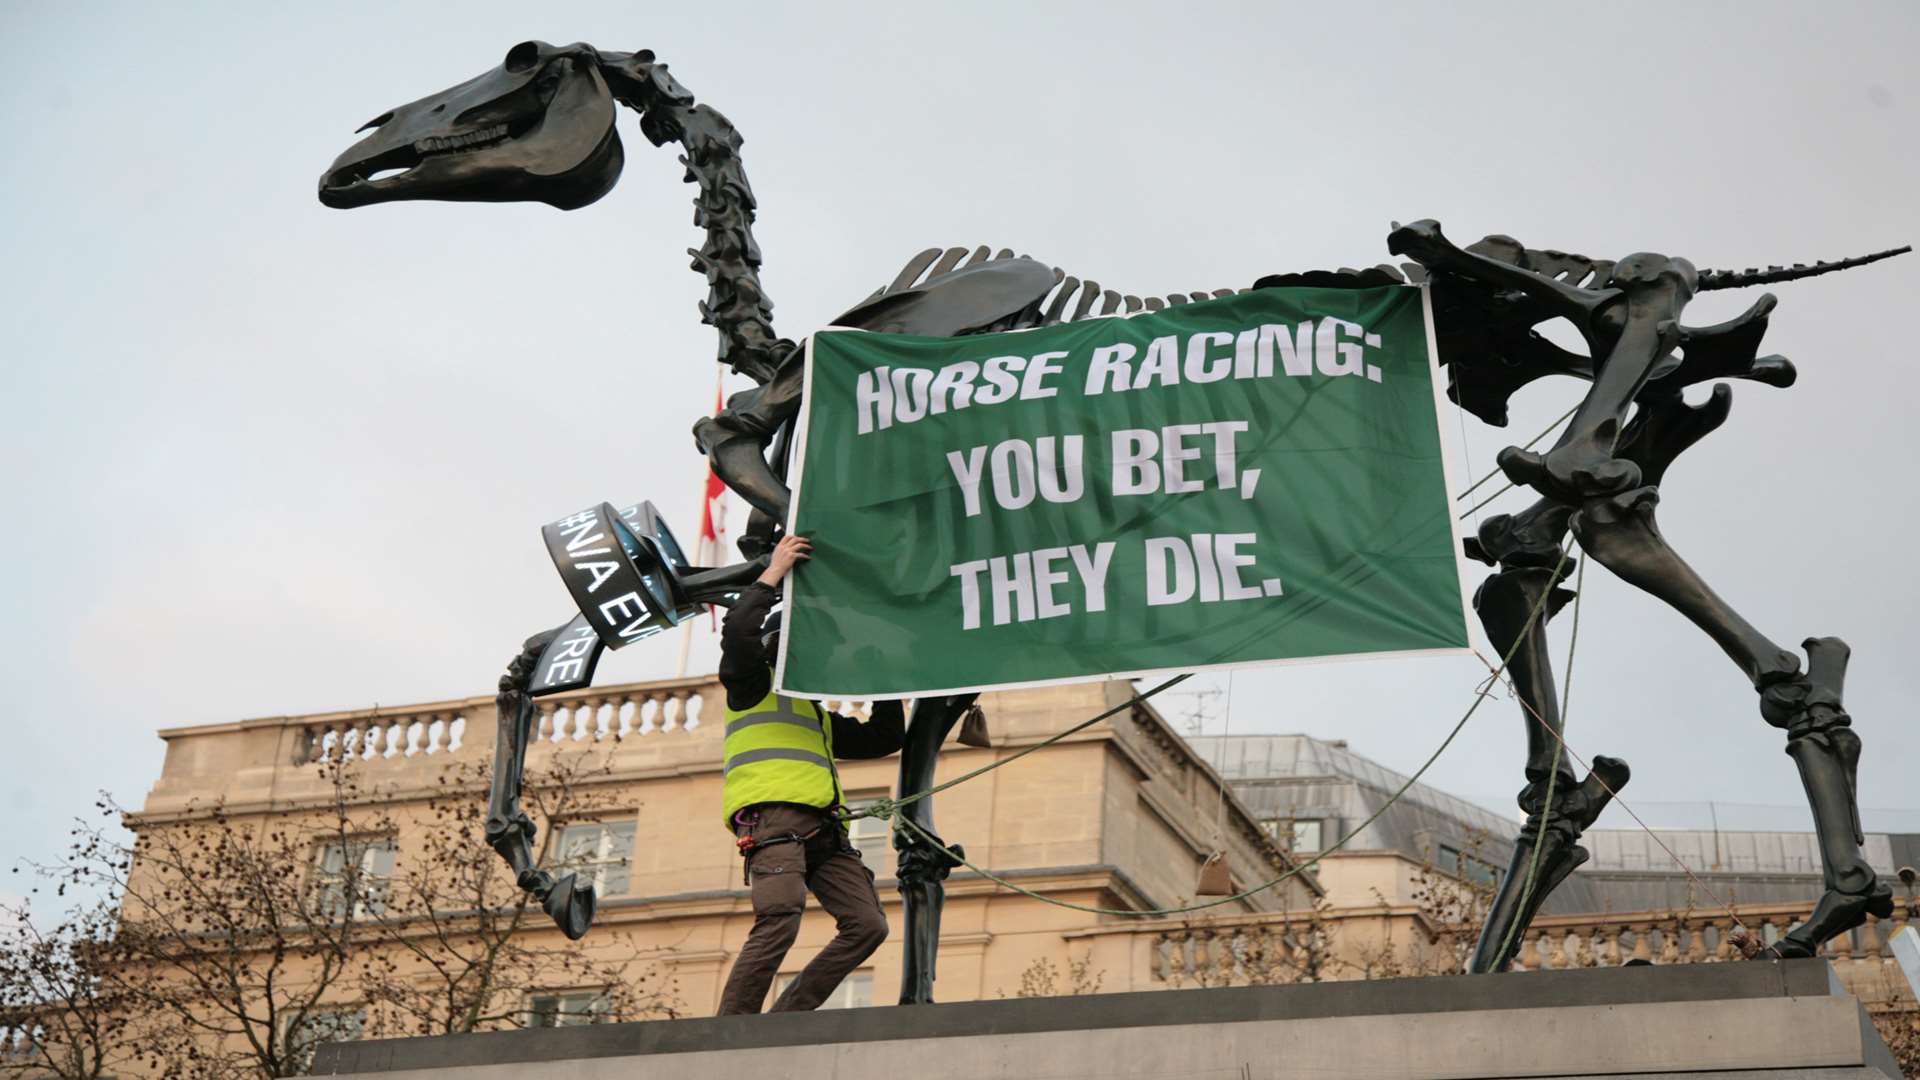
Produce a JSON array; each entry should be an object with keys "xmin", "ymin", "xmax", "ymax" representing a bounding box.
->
[{"xmin": 721, "ymin": 688, "xmax": 841, "ymax": 827}]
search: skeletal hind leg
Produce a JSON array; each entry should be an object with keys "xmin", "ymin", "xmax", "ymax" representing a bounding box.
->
[
  {"xmin": 1573, "ymin": 488, "xmax": 1888, "ymax": 957},
  {"xmin": 1464, "ymin": 503, "xmax": 1630, "ymax": 972},
  {"xmin": 1759, "ymin": 637, "xmax": 1892, "ymax": 956},
  {"xmin": 1463, "ymin": 502, "xmax": 1580, "ymax": 788},
  {"xmin": 893, "ymin": 694, "xmax": 973, "ymax": 1004}
]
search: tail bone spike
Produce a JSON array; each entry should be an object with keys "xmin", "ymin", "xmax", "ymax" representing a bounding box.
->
[{"xmin": 1697, "ymin": 245, "xmax": 1910, "ymax": 291}]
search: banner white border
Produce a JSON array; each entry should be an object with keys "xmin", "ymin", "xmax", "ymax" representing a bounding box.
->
[
  {"xmin": 775, "ymin": 286, "xmax": 1479, "ymax": 700},
  {"xmin": 1423, "ymin": 283, "xmax": 1486, "ymax": 663}
]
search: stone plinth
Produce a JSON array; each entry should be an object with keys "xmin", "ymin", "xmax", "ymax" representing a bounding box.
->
[{"xmin": 315, "ymin": 958, "xmax": 1902, "ymax": 1079}]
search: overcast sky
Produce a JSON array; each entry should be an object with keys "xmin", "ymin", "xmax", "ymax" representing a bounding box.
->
[{"xmin": 4, "ymin": 2, "xmax": 1918, "ymax": 903}]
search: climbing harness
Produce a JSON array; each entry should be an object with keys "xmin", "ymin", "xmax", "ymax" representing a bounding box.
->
[
  {"xmin": 731, "ymin": 807, "xmax": 828, "ymax": 885},
  {"xmin": 734, "ymin": 828, "xmax": 820, "ymax": 857}
]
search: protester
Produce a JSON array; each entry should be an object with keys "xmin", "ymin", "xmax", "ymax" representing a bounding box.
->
[{"xmin": 715, "ymin": 534, "xmax": 906, "ymax": 1014}]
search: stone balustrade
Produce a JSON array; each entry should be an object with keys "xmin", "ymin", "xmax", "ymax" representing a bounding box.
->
[
  {"xmin": 298, "ymin": 706, "xmax": 471, "ymax": 764},
  {"xmin": 1143, "ymin": 911, "xmax": 1337, "ymax": 986},
  {"xmin": 289, "ymin": 677, "xmax": 718, "ymax": 766},
  {"xmin": 141, "ymin": 676, "xmax": 977, "ymax": 822},
  {"xmin": 1511, "ymin": 903, "xmax": 1916, "ymax": 972},
  {"xmin": 819, "ymin": 697, "xmax": 874, "ymax": 720},
  {"xmin": 1125, "ymin": 899, "xmax": 1920, "ymax": 1012},
  {"xmin": 531, "ymin": 683, "xmax": 709, "ymax": 744}
]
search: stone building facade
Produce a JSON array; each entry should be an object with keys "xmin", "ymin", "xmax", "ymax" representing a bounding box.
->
[{"xmin": 131, "ymin": 674, "xmax": 1313, "ymax": 1032}]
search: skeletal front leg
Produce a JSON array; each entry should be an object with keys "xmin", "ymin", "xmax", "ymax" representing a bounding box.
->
[
  {"xmin": 894, "ymin": 695, "xmax": 974, "ymax": 1005},
  {"xmin": 485, "ymin": 628, "xmax": 597, "ymax": 940},
  {"xmin": 484, "ymin": 632, "xmax": 549, "ymax": 881},
  {"xmin": 692, "ymin": 344, "xmax": 803, "ymax": 524}
]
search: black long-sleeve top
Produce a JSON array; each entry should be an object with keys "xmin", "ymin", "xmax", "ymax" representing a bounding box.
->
[{"xmin": 718, "ymin": 582, "xmax": 906, "ymax": 759}]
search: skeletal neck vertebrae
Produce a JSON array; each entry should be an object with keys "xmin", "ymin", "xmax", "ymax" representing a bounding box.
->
[{"xmin": 612, "ymin": 62, "xmax": 790, "ymax": 386}]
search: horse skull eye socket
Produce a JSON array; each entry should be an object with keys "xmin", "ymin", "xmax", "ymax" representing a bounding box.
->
[{"xmin": 504, "ymin": 41, "xmax": 541, "ymax": 72}]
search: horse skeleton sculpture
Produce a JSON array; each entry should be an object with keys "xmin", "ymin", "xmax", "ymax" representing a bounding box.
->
[{"xmin": 319, "ymin": 41, "xmax": 1909, "ymax": 991}]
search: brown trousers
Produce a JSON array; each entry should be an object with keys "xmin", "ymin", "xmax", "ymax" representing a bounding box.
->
[{"xmin": 716, "ymin": 804, "xmax": 889, "ymax": 1014}]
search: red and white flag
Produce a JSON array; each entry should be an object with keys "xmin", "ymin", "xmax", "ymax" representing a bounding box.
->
[
  {"xmin": 695, "ymin": 382, "xmax": 730, "ymax": 627},
  {"xmin": 675, "ymin": 380, "xmax": 732, "ymax": 678}
]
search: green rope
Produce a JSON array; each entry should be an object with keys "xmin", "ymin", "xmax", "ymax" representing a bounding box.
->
[
  {"xmin": 1459, "ymin": 481, "xmax": 1518, "ymax": 521},
  {"xmin": 839, "ymin": 674, "xmax": 1192, "ymax": 826},
  {"xmin": 1495, "ymin": 556, "xmax": 1585, "ymax": 965},
  {"xmin": 860, "ymin": 550, "xmax": 1570, "ymax": 919}
]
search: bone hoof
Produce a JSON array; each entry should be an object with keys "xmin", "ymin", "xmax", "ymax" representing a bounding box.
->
[
  {"xmin": 1756, "ymin": 883, "xmax": 1893, "ymax": 959},
  {"xmin": 1749, "ymin": 939, "xmax": 1816, "ymax": 961},
  {"xmin": 544, "ymin": 873, "xmax": 597, "ymax": 940}
]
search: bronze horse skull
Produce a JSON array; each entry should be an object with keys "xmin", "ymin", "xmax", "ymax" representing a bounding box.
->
[{"xmin": 319, "ymin": 41, "xmax": 624, "ymax": 210}]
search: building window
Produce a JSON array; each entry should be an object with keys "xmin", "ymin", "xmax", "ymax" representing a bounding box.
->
[
  {"xmin": 770, "ymin": 970, "xmax": 872, "ymax": 1011},
  {"xmin": 1290, "ymin": 820, "xmax": 1322, "ymax": 854},
  {"xmin": 1463, "ymin": 854, "xmax": 1499, "ymax": 887},
  {"xmin": 312, "ymin": 837, "xmax": 396, "ymax": 919},
  {"xmin": 1, "ymin": 1024, "xmax": 43, "ymax": 1064},
  {"xmin": 284, "ymin": 1006, "xmax": 364, "ymax": 1073},
  {"xmin": 527, "ymin": 990, "xmax": 610, "ymax": 1028},
  {"xmin": 1435, "ymin": 843, "xmax": 1498, "ymax": 886},
  {"xmin": 1260, "ymin": 819, "xmax": 1323, "ymax": 854},
  {"xmin": 843, "ymin": 798, "xmax": 893, "ymax": 876},
  {"xmin": 554, "ymin": 819, "xmax": 636, "ymax": 896}
]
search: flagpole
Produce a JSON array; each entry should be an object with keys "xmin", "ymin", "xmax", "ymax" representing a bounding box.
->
[
  {"xmin": 676, "ymin": 370, "xmax": 729, "ymax": 679},
  {"xmin": 673, "ymin": 606, "xmax": 695, "ymax": 678}
]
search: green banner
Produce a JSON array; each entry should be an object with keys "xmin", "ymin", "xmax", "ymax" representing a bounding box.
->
[{"xmin": 777, "ymin": 286, "xmax": 1471, "ymax": 698}]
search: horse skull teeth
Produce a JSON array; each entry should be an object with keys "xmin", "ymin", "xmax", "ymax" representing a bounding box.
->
[{"xmin": 415, "ymin": 125, "xmax": 510, "ymax": 155}]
